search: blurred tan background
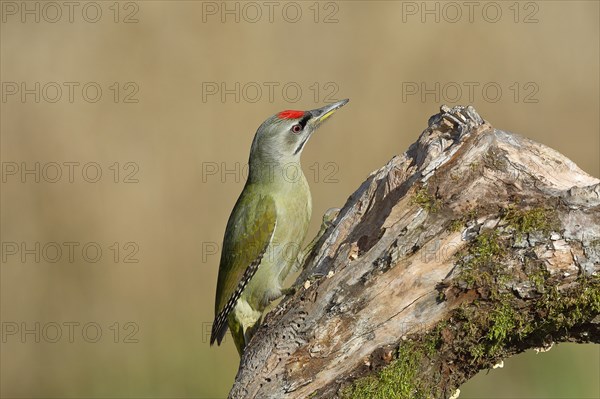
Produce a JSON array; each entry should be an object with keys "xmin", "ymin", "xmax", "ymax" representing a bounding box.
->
[{"xmin": 1, "ymin": 1, "xmax": 598, "ymax": 398}]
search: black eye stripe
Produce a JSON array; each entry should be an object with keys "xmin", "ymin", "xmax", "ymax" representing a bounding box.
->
[{"xmin": 298, "ymin": 113, "xmax": 311, "ymax": 128}]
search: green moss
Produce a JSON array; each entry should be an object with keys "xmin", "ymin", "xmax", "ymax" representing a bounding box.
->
[
  {"xmin": 411, "ymin": 187, "xmax": 440, "ymax": 213},
  {"xmin": 484, "ymin": 299, "xmax": 533, "ymax": 353},
  {"xmin": 450, "ymin": 205, "xmax": 567, "ymax": 360},
  {"xmin": 526, "ymin": 259, "xmax": 550, "ymax": 292},
  {"xmin": 469, "ymin": 343, "xmax": 485, "ymax": 360},
  {"xmin": 452, "ymin": 298, "xmax": 524, "ymax": 361},
  {"xmin": 536, "ymin": 276, "xmax": 600, "ymax": 331},
  {"xmin": 342, "ymin": 340, "xmax": 436, "ymax": 399},
  {"xmin": 455, "ymin": 205, "xmax": 558, "ymax": 294},
  {"xmin": 448, "ymin": 209, "xmax": 479, "ymax": 233},
  {"xmin": 448, "ymin": 203, "xmax": 597, "ymax": 362},
  {"xmin": 436, "ymin": 290, "xmax": 447, "ymax": 302},
  {"xmin": 472, "ymin": 231, "xmax": 503, "ymax": 259},
  {"xmin": 457, "ymin": 230, "xmax": 505, "ymax": 290},
  {"xmin": 503, "ymin": 206, "xmax": 558, "ymax": 236},
  {"xmin": 424, "ymin": 321, "xmax": 446, "ymax": 356},
  {"xmin": 486, "ymin": 303, "xmax": 516, "ymax": 343},
  {"xmin": 342, "ymin": 322, "xmax": 454, "ymax": 399},
  {"xmin": 449, "ymin": 219, "xmax": 463, "ymax": 232}
]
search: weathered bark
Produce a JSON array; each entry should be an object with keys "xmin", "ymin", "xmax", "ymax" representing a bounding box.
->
[{"xmin": 229, "ymin": 105, "xmax": 600, "ymax": 399}]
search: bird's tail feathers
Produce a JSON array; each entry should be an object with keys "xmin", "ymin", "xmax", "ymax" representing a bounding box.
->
[{"xmin": 210, "ymin": 313, "xmax": 229, "ymax": 346}]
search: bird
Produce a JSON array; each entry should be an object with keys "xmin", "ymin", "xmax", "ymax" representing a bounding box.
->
[{"xmin": 210, "ymin": 99, "xmax": 349, "ymax": 356}]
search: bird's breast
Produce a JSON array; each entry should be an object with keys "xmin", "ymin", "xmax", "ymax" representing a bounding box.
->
[
  {"xmin": 243, "ymin": 174, "xmax": 311, "ymax": 308},
  {"xmin": 272, "ymin": 173, "xmax": 311, "ymax": 247}
]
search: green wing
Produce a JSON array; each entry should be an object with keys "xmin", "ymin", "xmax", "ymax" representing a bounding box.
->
[{"xmin": 210, "ymin": 187, "xmax": 276, "ymax": 345}]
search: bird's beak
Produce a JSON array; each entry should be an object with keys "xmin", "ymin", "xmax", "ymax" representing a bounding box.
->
[{"xmin": 309, "ymin": 99, "xmax": 349, "ymax": 127}]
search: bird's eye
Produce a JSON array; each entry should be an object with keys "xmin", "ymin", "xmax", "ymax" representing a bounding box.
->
[{"xmin": 291, "ymin": 124, "xmax": 302, "ymax": 134}]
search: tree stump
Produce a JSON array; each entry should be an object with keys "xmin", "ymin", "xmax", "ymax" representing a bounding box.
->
[{"xmin": 229, "ymin": 105, "xmax": 600, "ymax": 399}]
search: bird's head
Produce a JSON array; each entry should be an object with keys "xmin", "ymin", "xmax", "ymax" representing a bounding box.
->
[{"xmin": 249, "ymin": 99, "xmax": 349, "ymax": 167}]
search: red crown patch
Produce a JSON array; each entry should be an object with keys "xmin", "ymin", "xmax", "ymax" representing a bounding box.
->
[{"xmin": 277, "ymin": 110, "xmax": 304, "ymax": 120}]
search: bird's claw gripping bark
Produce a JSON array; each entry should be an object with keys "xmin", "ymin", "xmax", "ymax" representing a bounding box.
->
[{"xmin": 281, "ymin": 286, "xmax": 297, "ymax": 296}]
